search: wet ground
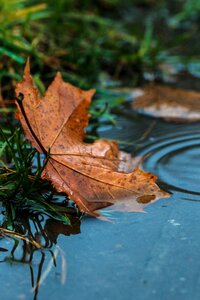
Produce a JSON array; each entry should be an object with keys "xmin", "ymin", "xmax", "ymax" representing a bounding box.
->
[{"xmin": 1, "ymin": 109, "xmax": 200, "ymax": 300}]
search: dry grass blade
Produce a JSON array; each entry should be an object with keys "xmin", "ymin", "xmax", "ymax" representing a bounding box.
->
[{"xmin": 0, "ymin": 227, "xmax": 42, "ymax": 249}]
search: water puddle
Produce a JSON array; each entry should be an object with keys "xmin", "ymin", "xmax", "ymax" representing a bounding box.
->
[{"xmin": 1, "ymin": 109, "xmax": 200, "ymax": 300}]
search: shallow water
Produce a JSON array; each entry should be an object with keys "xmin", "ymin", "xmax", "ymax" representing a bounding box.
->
[{"xmin": 1, "ymin": 110, "xmax": 200, "ymax": 300}]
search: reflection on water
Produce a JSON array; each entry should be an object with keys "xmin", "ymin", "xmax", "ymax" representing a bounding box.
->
[{"xmin": 0, "ymin": 210, "xmax": 80, "ymax": 300}]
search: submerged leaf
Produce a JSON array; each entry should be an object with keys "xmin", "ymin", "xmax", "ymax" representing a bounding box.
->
[
  {"xmin": 132, "ymin": 84, "xmax": 200, "ymax": 122},
  {"xmin": 15, "ymin": 61, "xmax": 169, "ymax": 217}
]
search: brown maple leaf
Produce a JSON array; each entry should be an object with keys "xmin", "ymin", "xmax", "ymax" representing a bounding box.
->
[
  {"xmin": 132, "ymin": 84, "xmax": 200, "ymax": 122},
  {"xmin": 15, "ymin": 61, "xmax": 169, "ymax": 217}
]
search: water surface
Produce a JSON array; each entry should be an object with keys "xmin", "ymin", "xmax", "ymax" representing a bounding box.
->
[{"xmin": 1, "ymin": 110, "xmax": 200, "ymax": 300}]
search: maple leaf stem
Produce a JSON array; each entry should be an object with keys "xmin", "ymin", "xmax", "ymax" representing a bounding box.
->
[{"xmin": 15, "ymin": 93, "xmax": 48, "ymax": 156}]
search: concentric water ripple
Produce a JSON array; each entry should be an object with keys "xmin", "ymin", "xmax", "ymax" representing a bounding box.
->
[
  {"xmin": 101, "ymin": 112, "xmax": 200, "ymax": 202},
  {"xmin": 137, "ymin": 124, "xmax": 200, "ymax": 201}
]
